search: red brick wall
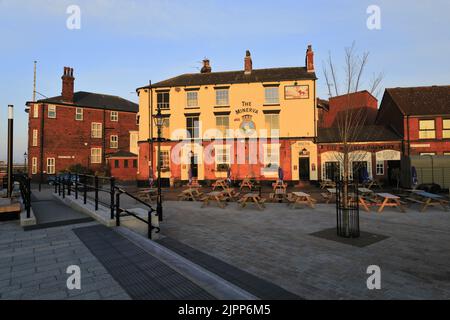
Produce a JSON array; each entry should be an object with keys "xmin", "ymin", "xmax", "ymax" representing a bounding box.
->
[
  {"xmin": 28, "ymin": 103, "xmax": 138, "ymax": 179},
  {"xmin": 406, "ymin": 116, "xmax": 450, "ymax": 155},
  {"xmin": 108, "ymin": 157, "xmax": 138, "ymax": 181}
]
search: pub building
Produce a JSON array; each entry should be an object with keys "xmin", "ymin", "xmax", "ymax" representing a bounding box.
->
[{"xmin": 135, "ymin": 46, "xmax": 319, "ymax": 186}]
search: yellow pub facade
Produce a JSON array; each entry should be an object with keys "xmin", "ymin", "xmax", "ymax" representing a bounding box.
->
[{"xmin": 136, "ymin": 46, "xmax": 318, "ymax": 185}]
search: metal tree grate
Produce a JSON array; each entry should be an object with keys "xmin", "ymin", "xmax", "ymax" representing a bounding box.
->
[{"xmin": 336, "ymin": 180, "xmax": 360, "ymax": 238}]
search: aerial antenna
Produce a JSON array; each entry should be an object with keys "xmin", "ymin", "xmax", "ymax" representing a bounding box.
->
[{"xmin": 33, "ymin": 61, "xmax": 37, "ymax": 102}]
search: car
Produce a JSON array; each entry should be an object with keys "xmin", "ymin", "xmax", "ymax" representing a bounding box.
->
[{"xmin": 47, "ymin": 173, "xmax": 80, "ymax": 186}]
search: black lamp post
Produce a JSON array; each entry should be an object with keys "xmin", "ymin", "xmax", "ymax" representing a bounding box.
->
[
  {"xmin": 23, "ymin": 152, "xmax": 28, "ymax": 174},
  {"xmin": 154, "ymin": 105, "xmax": 164, "ymax": 222},
  {"xmin": 7, "ymin": 105, "xmax": 14, "ymax": 198}
]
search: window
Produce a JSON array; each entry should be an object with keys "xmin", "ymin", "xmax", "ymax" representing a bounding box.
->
[
  {"xmin": 75, "ymin": 108, "xmax": 83, "ymax": 121},
  {"xmin": 264, "ymin": 114, "xmax": 280, "ymax": 135},
  {"xmin": 324, "ymin": 162, "xmax": 340, "ymax": 181},
  {"xmin": 91, "ymin": 123, "xmax": 102, "ymax": 138},
  {"xmin": 114, "ymin": 160, "xmax": 119, "ymax": 168},
  {"xmin": 263, "ymin": 144, "xmax": 280, "ymax": 169},
  {"xmin": 31, "ymin": 157, "xmax": 37, "ymax": 175},
  {"xmin": 444, "ymin": 152, "xmax": 450, "ymax": 156},
  {"xmin": 124, "ymin": 160, "xmax": 129, "ymax": 168},
  {"xmin": 376, "ymin": 161, "xmax": 384, "ymax": 175},
  {"xmin": 136, "ymin": 114, "xmax": 140, "ymax": 125},
  {"xmin": 419, "ymin": 119, "xmax": 435, "ymax": 139},
  {"xmin": 130, "ymin": 131, "xmax": 139, "ymax": 155},
  {"xmin": 33, "ymin": 105, "xmax": 39, "ymax": 118},
  {"xmin": 157, "ymin": 91, "xmax": 170, "ymax": 109},
  {"xmin": 91, "ymin": 148, "xmax": 102, "ymax": 164},
  {"xmin": 48, "ymin": 105, "xmax": 56, "ymax": 118},
  {"xmin": 160, "ymin": 150, "xmax": 170, "ymax": 170},
  {"xmin": 32, "ymin": 129, "xmax": 38, "ymax": 147},
  {"xmin": 133, "ymin": 159, "xmax": 138, "ymax": 168},
  {"xmin": 215, "ymin": 145, "xmax": 230, "ymax": 171},
  {"xmin": 186, "ymin": 91, "xmax": 198, "ymax": 107},
  {"xmin": 186, "ymin": 116, "xmax": 199, "ymax": 138},
  {"xmin": 443, "ymin": 119, "xmax": 450, "ymax": 139},
  {"xmin": 264, "ymin": 87, "xmax": 279, "ymax": 104},
  {"xmin": 110, "ymin": 135, "xmax": 118, "ymax": 148},
  {"xmin": 110, "ymin": 111, "xmax": 118, "ymax": 121},
  {"xmin": 162, "ymin": 118, "xmax": 170, "ymax": 139},
  {"xmin": 46, "ymin": 158, "xmax": 55, "ymax": 174},
  {"xmin": 215, "ymin": 115, "xmax": 229, "ymax": 136},
  {"xmin": 215, "ymin": 89, "xmax": 229, "ymax": 106}
]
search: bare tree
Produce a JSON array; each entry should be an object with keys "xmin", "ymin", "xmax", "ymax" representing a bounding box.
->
[{"xmin": 322, "ymin": 43, "xmax": 384, "ymax": 236}]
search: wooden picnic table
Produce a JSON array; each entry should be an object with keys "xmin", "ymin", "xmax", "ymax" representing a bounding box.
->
[
  {"xmin": 270, "ymin": 187, "xmax": 287, "ymax": 203},
  {"xmin": 177, "ymin": 188, "xmax": 203, "ymax": 201},
  {"xmin": 407, "ymin": 190, "xmax": 449, "ymax": 212},
  {"xmin": 240, "ymin": 178, "xmax": 254, "ymax": 191},
  {"xmin": 238, "ymin": 193, "xmax": 266, "ymax": 210},
  {"xmin": 137, "ymin": 188, "xmax": 157, "ymax": 203},
  {"xmin": 320, "ymin": 179, "xmax": 336, "ymax": 189},
  {"xmin": 289, "ymin": 192, "xmax": 315, "ymax": 209},
  {"xmin": 212, "ymin": 179, "xmax": 228, "ymax": 190},
  {"xmin": 201, "ymin": 191, "xmax": 228, "ymax": 209},
  {"xmin": 358, "ymin": 187, "xmax": 374, "ymax": 195},
  {"xmin": 272, "ymin": 180, "xmax": 287, "ymax": 191},
  {"xmin": 221, "ymin": 188, "xmax": 240, "ymax": 201},
  {"xmin": 375, "ymin": 193, "xmax": 406, "ymax": 213}
]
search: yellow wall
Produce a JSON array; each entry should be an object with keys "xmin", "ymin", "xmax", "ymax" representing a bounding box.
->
[{"xmin": 137, "ymin": 79, "xmax": 317, "ymax": 141}]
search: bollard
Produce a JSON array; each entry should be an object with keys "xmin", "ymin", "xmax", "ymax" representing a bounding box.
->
[
  {"xmin": 54, "ymin": 176, "xmax": 57, "ymax": 194},
  {"xmin": 62, "ymin": 178, "xmax": 65, "ymax": 198},
  {"xmin": 26, "ymin": 177, "xmax": 31, "ymax": 219},
  {"xmin": 83, "ymin": 176, "xmax": 87, "ymax": 204},
  {"xmin": 75, "ymin": 173, "xmax": 78, "ymax": 199},
  {"xmin": 115, "ymin": 192, "xmax": 121, "ymax": 226},
  {"xmin": 110, "ymin": 177, "xmax": 115, "ymax": 220},
  {"xmin": 67, "ymin": 173, "xmax": 71, "ymax": 196},
  {"xmin": 94, "ymin": 175, "xmax": 99, "ymax": 211}
]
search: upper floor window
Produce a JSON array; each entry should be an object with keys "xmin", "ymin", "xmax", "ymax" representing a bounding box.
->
[
  {"xmin": 32, "ymin": 129, "xmax": 38, "ymax": 147},
  {"xmin": 443, "ymin": 119, "xmax": 450, "ymax": 139},
  {"xmin": 186, "ymin": 91, "xmax": 198, "ymax": 107},
  {"xmin": 110, "ymin": 111, "xmax": 118, "ymax": 121},
  {"xmin": 215, "ymin": 115, "xmax": 229, "ymax": 136},
  {"xmin": 75, "ymin": 107, "xmax": 83, "ymax": 121},
  {"xmin": 264, "ymin": 87, "xmax": 279, "ymax": 104},
  {"xmin": 48, "ymin": 105, "xmax": 56, "ymax": 118},
  {"xmin": 157, "ymin": 91, "xmax": 170, "ymax": 109},
  {"xmin": 162, "ymin": 118, "xmax": 170, "ymax": 139},
  {"xmin": 186, "ymin": 116, "xmax": 199, "ymax": 139},
  {"xmin": 114, "ymin": 160, "xmax": 119, "ymax": 168},
  {"xmin": 91, "ymin": 122, "xmax": 102, "ymax": 138},
  {"xmin": 419, "ymin": 119, "xmax": 435, "ymax": 139},
  {"xmin": 33, "ymin": 104, "xmax": 39, "ymax": 118},
  {"xmin": 264, "ymin": 114, "xmax": 280, "ymax": 135},
  {"xmin": 215, "ymin": 89, "xmax": 229, "ymax": 106},
  {"xmin": 110, "ymin": 135, "xmax": 118, "ymax": 148},
  {"xmin": 46, "ymin": 158, "xmax": 55, "ymax": 174},
  {"xmin": 91, "ymin": 148, "xmax": 102, "ymax": 164}
]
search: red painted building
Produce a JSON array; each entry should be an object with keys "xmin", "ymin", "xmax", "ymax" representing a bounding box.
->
[
  {"xmin": 26, "ymin": 67, "xmax": 139, "ymax": 181},
  {"xmin": 106, "ymin": 151, "xmax": 138, "ymax": 181},
  {"xmin": 376, "ymin": 85, "xmax": 450, "ymax": 156}
]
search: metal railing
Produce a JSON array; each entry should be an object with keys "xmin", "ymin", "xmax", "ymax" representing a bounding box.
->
[
  {"xmin": 13, "ymin": 173, "xmax": 31, "ymax": 218},
  {"xmin": 53, "ymin": 172, "xmax": 160, "ymax": 239},
  {"xmin": 336, "ymin": 180, "xmax": 360, "ymax": 238}
]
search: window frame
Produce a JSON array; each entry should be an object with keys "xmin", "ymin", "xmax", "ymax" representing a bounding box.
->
[
  {"xmin": 91, "ymin": 122, "xmax": 102, "ymax": 138},
  {"xmin": 160, "ymin": 150, "xmax": 170, "ymax": 170},
  {"xmin": 157, "ymin": 91, "xmax": 170, "ymax": 110},
  {"xmin": 443, "ymin": 119, "xmax": 450, "ymax": 139},
  {"xmin": 215, "ymin": 89, "xmax": 229, "ymax": 106},
  {"xmin": 32, "ymin": 157, "xmax": 38, "ymax": 175},
  {"xmin": 91, "ymin": 148, "xmax": 102, "ymax": 164},
  {"xmin": 418, "ymin": 119, "xmax": 436, "ymax": 139},
  {"xmin": 114, "ymin": 160, "xmax": 119, "ymax": 168},
  {"xmin": 47, "ymin": 105, "xmax": 56, "ymax": 119},
  {"xmin": 32, "ymin": 129, "xmax": 38, "ymax": 147},
  {"xmin": 75, "ymin": 107, "xmax": 83, "ymax": 121},
  {"xmin": 263, "ymin": 144, "xmax": 280, "ymax": 169},
  {"xmin": 110, "ymin": 135, "xmax": 119, "ymax": 149},
  {"xmin": 33, "ymin": 104, "xmax": 39, "ymax": 118},
  {"xmin": 186, "ymin": 91, "xmax": 198, "ymax": 107},
  {"xmin": 376, "ymin": 161, "xmax": 384, "ymax": 175},
  {"xmin": 215, "ymin": 115, "xmax": 229, "ymax": 136},
  {"xmin": 264, "ymin": 86, "xmax": 279, "ymax": 105},
  {"xmin": 186, "ymin": 116, "xmax": 200, "ymax": 139},
  {"xmin": 110, "ymin": 111, "xmax": 119, "ymax": 122},
  {"xmin": 46, "ymin": 158, "xmax": 55, "ymax": 174},
  {"xmin": 264, "ymin": 113, "xmax": 280, "ymax": 135}
]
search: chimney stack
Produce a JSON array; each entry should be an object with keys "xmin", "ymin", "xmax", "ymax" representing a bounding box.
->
[
  {"xmin": 201, "ymin": 59, "xmax": 212, "ymax": 73},
  {"xmin": 244, "ymin": 50, "xmax": 252, "ymax": 74},
  {"xmin": 306, "ymin": 45, "xmax": 314, "ymax": 73},
  {"xmin": 61, "ymin": 66, "xmax": 75, "ymax": 103}
]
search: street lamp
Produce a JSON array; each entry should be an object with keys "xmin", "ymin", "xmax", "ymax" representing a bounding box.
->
[
  {"xmin": 23, "ymin": 152, "xmax": 28, "ymax": 174},
  {"xmin": 154, "ymin": 105, "xmax": 164, "ymax": 222}
]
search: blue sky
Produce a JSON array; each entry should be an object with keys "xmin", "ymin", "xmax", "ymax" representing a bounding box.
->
[{"xmin": 1, "ymin": 0, "xmax": 449, "ymax": 161}]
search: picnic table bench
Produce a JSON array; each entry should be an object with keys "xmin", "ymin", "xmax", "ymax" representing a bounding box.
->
[
  {"xmin": 136, "ymin": 188, "xmax": 157, "ymax": 203},
  {"xmin": 407, "ymin": 190, "xmax": 449, "ymax": 212},
  {"xmin": 240, "ymin": 178, "xmax": 254, "ymax": 191},
  {"xmin": 212, "ymin": 179, "xmax": 228, "ymax": 191},
  {"xmin": 201, "ymin": 191, "xmax": 228, "ymax": 209},
  {"xmin": 288, "ymin": 192, "xmax": 316, "ymax": 209},
  {"xmin": 221, "ymin": 188, "xmax": 240, "ymax": 201},
  {"xmin": 320, "ymin": 180, "xmax": 336, "ymax": 189},
  {"xmin": 238, "ymin": 193, "xmax": 266, "ymax": 210},
  {"xmin": 374, "ymin": 193, "xmax": 406, "ymax": 213},
  {"xmin": 177, "ymin": 188, "xmax": 204, "ymax": 201}
]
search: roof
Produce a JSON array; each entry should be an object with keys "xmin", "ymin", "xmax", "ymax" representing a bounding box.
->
[
  {"xmin": 385, "ymin": 85, "xmax": 450, "ymax": 116},
  {"xmin": 30, "ymin": 91, "xmax": 138, "ymax": 113},
  {"xmin": 139, "ymin": 67, "xmax": 317, "ymax": 89},
  {"xmin": 317, "ymin": 125, "xmax": 402, "ymax": 143},
  {"xmin": 106, "ymin": 151, "xmax": 138, "ymax": 158}
]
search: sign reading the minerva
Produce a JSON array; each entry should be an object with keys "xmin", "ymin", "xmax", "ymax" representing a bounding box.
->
[{"xmin": 235, "ymin": 107, "xmax": 258, "ymax": 115}]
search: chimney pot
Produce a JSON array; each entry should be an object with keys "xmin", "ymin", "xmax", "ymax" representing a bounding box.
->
[
  {"xmin": 61, "ymin": 66, "xmax": 75, "ymax": 103},
  {"xmin": 244, "ymin": 50, "xmax": 252, "ymax": 74},
  {"xmin": 306, "ymin": 45, "xmax": 315, "ymax": 73},
  {"xmin": 201, "ymin": 59, "xmax": 212, "ymax": 73}
]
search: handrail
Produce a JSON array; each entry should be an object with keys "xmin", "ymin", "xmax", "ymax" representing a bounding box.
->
[{"xmin": 13, "ymin": 173, "xmax": 31, "ymax": 218}]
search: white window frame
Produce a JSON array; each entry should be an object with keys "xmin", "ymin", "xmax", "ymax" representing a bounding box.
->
[
  {"xmin": 264, "ymin": 87, "xmax": 279, "ymax": 104},
  {"xmin": 47, "ymin": 105, "xmax": 56, "ymax": 118},
  {"xmin": 186, "ymin": 91, "xmax": 198, "ymax": 107},
  {"xmin": 215, "ymin": 115, "xmax": 229, "ymax": 136},
  {"xmin": 263, "ymin": 144, "xmax": 280, "ymax": 170},
  {"xmin": 32, "ymin": 129, "xmax": 38, "ymax": 147},
  {"xmin": 46, "ymin": 158, "xmax": 55, "ymax": 174},
  {"xmin": 110, "ymin": 111, "xmax": 119, "ymax": 122},
  {"xmin": 264, "ymin": 113, "xmax": 280, "ymax": 136},
  {"xmin": 32, "ymin": 157, "xmax": 37, "ymax": 175},
  {"xmin": 75, "ymin": 107, "xmax": 83, "ymax": 121},
  {"xmin": 215, "ymin": 89, "xmax": 229, "ymax": 106},
  {"xmin": 376, "ymin": 161, "xmax": 384, "ymax": 175},
  {"xmin": 91, "ymin": 148, "xmax": 102, "ymax": 164},
  {"xmin": 419, "ymin": 119, "xmax": 436, "ymax": 139},
  {"xmin": 110, "ymin": 135, "xmax": 118, "ymax": 149},
  {"xmin": 443, "ymin": 119, "xmax": 450, "ymax": 139},
  {"xmin": 130, "ymin": 131, "xmax": 139, "ymax": 155},
  {"xmin": 91, "ymin": 122, "xmax": 102, "ymax": 138},
  {"xmin": 214, "ymin": 145, "xmax": 231, "ymax": 165},
  {"xmin": 160, "ymin": 150, "xmax": 170, "ymax": 170},
  {"xmin": 33, "ymin": 104, "xmax": 39, "ymax": 118}
]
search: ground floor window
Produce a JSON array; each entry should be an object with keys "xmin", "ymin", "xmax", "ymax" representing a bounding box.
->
[
  {"xmin": 376, "ymin": 161, "xmax": 384, "ymax": 175},
  {"xmin": 160, "ymin": 150, "xmax": 170, "ymax": 171},
  {"xmin": 91, "ymin": 148, "xmax": 102, "ymax": 164},
  {"xmin": 324, "ymin": 161, "xmax": 340, "ymax": 181},
  {"xmin": 46, "ymin": 158, "xmax": 55, "ymax": 174},
  {"xmin": 114, "ymin": 160, "xmax": 119, "ymax": 168},
  {"xmin": 215, "ymin": 145, "xmax": 230, "ymax": 171},
  {"xmin": 352, "ymin": 161, "xmax": 368, "ymax": 181},
  {"xmin": 32, "ymin": 157, "xmax": 37, "ymax": 174}
]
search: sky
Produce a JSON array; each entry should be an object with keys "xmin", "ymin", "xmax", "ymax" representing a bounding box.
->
[{"xmin": 0, "ymin": 0, "xmax": 449, "ymax": 162}]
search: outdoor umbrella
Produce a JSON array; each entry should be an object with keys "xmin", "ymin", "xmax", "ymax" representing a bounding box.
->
[{"xmin": 226, "ymin": 167, "xmax": 232, "ymax": 185}]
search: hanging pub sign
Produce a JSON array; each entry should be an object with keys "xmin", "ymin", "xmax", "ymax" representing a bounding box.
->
[{"xmin": 284, "ymin": 85, "xmax": 309, "ymax": 99}]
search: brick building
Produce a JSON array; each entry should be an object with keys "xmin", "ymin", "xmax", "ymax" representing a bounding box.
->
[
  {"xmin": 26, "ymin": 67, "xmax": 139, "ymax": 181},
  {"xmin": 376, "ymin": 85, "xmax": 450, "ymax": 156}
]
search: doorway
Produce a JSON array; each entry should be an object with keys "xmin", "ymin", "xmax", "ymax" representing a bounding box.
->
[
  {"xmin": 299, "ymin": 157, "xmax": 310, "ymax": 181},
  {"xmin": 190, "ymin": 154, "xmax": 198, "ymax": 178},
  {"xmin": 352, "ymin": 161, "xmax": 368, "ymax": 182},
  {"xmin": 387, "ymin": 160, "xmax": 401, "ymax": 186}
]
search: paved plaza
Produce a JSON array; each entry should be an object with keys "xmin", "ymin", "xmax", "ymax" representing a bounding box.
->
[{"xmin": 124, "ymin": 200, "xmax": 450, "ymax": 300}]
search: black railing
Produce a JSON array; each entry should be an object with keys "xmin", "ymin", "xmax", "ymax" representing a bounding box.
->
[
  {"xmin": 53, "ymin": 172, "xmax": 159, "ymax": 239},
  {"xmin": 13, "ymin": 173, "xmax": 31, "ymax": 218},
  {"xmin": 336, "ymin": 180, "xmax": 360, "ymax": 238}
]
